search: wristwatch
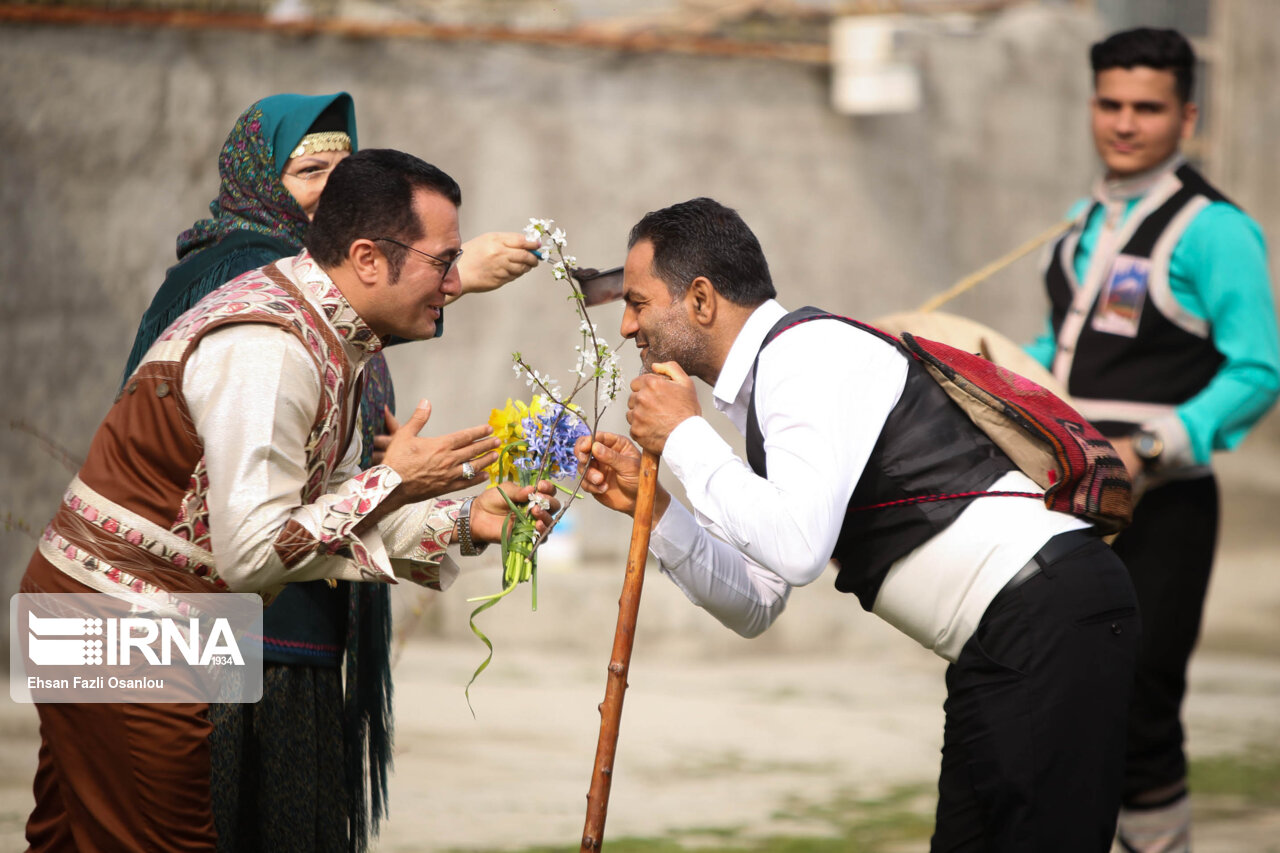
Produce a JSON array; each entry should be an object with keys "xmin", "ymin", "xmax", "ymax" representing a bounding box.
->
[
  {"xmin": 453, "ymin": 497, "xmax": 487, "ymax": 556},
  {"xmin": 1131, "ymin": 428, "xmax": 1165, "ymax": 469}
]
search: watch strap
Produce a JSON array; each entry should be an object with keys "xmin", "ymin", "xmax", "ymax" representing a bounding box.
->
[{"xmin": 455, "ymin": 496, "xmax": 487, "ymax": 556}]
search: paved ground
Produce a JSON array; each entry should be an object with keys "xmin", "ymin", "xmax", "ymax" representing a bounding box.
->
[
  {"xmin": 362, "ymin": 559, "xmax": 1280, "ymax": 853},
  {"xmin": 1, "ymin": 464, "xmax": 1278, "ymax": 851}
]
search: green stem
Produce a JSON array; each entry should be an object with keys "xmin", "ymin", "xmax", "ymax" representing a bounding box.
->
[{"xmin": 463, "ymin": 576, "xmax": 519, "ymax": 716}]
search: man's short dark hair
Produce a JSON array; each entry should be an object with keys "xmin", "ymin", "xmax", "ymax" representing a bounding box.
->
[
  {"xmin": 305, "ymin": 149, "xmax": 462, "ymax": 277},
  {"xmin": 627, "ymin": 197, "xmax": 776, "ymax": 306},
  {"xmin": 1091, "ymin": 27, "xmax": 1196, "ymax": 104}
]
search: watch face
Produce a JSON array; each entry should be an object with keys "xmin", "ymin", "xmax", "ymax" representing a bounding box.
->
[{"xmin": 1134, "ymin": 431, "xmax": 1161, "ymax": 459}]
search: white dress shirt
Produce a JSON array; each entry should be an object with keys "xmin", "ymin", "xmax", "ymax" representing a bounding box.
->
[{"xmin": 649, "ymin": 300, "xmax": 1085, "ymax": 661}]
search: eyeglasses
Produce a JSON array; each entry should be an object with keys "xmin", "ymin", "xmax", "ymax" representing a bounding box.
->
[{"xmin": 372, "ymin": 237, "xmax": 462, "ymax": 279}]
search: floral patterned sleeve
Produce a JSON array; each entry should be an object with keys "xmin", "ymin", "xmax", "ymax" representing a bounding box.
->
[
  {"xmin": 376, "ymin": 499, "xmax": 464, "ymax": 591},
  {"xmin": 333, "ymin": 373, "xmax": 465, "ymax": 590},
  {"xmin": 185, "ymin": 324, "xmax": 459, "ymax": 592}
]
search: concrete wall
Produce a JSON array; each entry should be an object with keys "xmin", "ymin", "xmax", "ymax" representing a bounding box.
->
[
  {"xmin": 1218, "ymin": 0, "xmax": 1280, "ymax": 267},
  {"xmin": 2, "ymin": 4, "xmax": 1277, "ymax": 597}
]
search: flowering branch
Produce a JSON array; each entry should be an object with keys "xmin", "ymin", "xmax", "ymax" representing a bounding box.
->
[
  {"xmin": 463, "ymin": 218, "xmax": 622, "ymax": 710},
  {"xmin": 506, "ymin": 220, "xmax": 621, "ymax": 537}
]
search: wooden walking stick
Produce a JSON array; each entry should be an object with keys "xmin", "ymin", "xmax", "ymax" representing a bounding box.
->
[{"xmin": 580, "ymin": 449, "xmax": 661, "ymax": 852}]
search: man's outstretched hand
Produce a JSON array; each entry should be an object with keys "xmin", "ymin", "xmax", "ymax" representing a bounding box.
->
[
  {"xmin": 574, "ymin": 431, "xmax": 670, "ymax": 520},
  {"xmin": 378, "ymin": 400, "xmax": 501, "ymax": 508},
  {"xmin": 470, "ymin": 480, "xmax": 561, "ymax": 543}
]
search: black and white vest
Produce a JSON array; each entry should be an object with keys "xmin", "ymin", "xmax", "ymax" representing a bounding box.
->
[
  {"xmin": 1045, "ymin": 162, "xmax": 1229, "ymax": 436},
  {"xmin": 744, "ymin": 308, "xmax": 1017, "ymax": 612}
]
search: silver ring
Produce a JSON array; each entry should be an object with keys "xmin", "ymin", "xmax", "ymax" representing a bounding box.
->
[{"xmin": 461, "ymin": 461, "xmax": 476, "ymax": 480}]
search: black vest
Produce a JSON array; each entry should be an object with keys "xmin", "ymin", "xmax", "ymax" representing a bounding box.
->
[
  {"xmin": 744, "ymin": 308, "xmax": 1017, "ymax": 612},
  {"xmin": 1046, "ymin": 164, "xmax": 1228, "ymax": 432}
]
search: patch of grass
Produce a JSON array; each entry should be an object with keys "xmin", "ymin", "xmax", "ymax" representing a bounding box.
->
[
  {"xmin": 453, "ymin": 751, "xmax": 1280, "ymax": 853},
  {"xmin": 478, "ymin": 840, "xmax": 689, "ymax": 853},
  {"xmin": 1189, "ymin": 747, "xmax": 1280, "ymax": 806},
  {"xmin": 460, "ymin": 783, "xmax": 936, "ymax": 853},
  {"xmin": 679, "ymin": 825, "xmax": 750, "ymax": 841},
  {"xmin": 635, "ymin": 751, "xmax": 839, "ymax": 782},
  {"xmin": 766, "ymin": 784, "xmax": 935, "ymax": 851}
]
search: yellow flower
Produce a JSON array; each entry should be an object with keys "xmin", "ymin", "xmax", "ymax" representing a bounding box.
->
[{"xmin": 485, "ymin": 396, "xmax": 546, "ymax": 484}]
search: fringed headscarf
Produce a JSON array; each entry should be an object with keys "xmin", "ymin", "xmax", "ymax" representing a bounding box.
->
[
  {"xmin": 177, "ymin": 92, "xmax": 357, "ymax": 259},
  {"xmin": 123, "ymin": 93, "xmax": 357, "ymax": 377}
]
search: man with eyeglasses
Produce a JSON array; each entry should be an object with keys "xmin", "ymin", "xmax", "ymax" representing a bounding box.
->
[
  {"xmin": 373, "ymin": 235, "xmax": 460, "ymax": 275},
  {"xmin": 19, "ymin": 148, "xmax": 559, "ymax": 851},
  {"xmin": 115, "ymin": 94, "xmax": 545, "ymax": 852}
]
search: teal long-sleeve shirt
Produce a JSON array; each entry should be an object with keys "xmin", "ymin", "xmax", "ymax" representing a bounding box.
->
[{"xmin": 1027, "ymin": 197, "xmax": 1280, "ymax": 466}]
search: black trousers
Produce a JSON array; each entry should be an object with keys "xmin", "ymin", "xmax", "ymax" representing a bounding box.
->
[
  {"xmin": 931, "ymin": 531, "xmax": 1140, "ymax": 852},
  {"xmin": 1111, "ymin": 475, "xmax": 1218, "ymax": 801}
]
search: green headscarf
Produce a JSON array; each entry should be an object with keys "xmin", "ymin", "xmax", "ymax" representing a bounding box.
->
[
  {"xmin": 176, "ymin": 92, "xmax": 358, "ymax": 259},
  {"xmin": 123, "ymin": 93, "xmax": 357, "ymax": 377}
]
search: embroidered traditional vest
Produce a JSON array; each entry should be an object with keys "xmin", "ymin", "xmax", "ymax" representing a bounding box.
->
[
  {"xmin": 30, "ymin": 260, "xmax": 360, "ymax": 600},
  {"xmin": 1046, "ymin": 163, "xmax": 1228, "ymax": 433},
  {"xmin": 744, "ymin": 308, "xmax": 1017, "ymax": 612}
]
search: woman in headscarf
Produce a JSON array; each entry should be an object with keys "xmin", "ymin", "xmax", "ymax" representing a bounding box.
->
[
  {"xmin": 125, "ymin": 93, "xmax": 356, "ymax": 370},
  {"xmin": 123, "ymin": 93, "xmax": 539, "ymax": 853}
]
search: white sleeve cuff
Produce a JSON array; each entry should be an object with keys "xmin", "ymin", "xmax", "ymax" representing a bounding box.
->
[{"xmin": 1147, "ymin": 414, "xmax": 1195, "ymax": 470}]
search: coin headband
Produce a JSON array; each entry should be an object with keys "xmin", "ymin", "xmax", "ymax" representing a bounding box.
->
[{"xmin": 290, "ymin": 131, "xmax": 352, "ymax": 160}]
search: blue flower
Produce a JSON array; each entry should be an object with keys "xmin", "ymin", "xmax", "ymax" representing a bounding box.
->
[{"xmin": 519, "ymin": 404, "xmax": 590, "ymax": 480}]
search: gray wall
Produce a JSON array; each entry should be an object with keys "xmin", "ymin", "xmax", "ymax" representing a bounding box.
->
[
  {"xmin": 2, "ymin": 3, "xmax": 1277, "ymax": 594},
  {"xmin": 1218, "ymin": 0, "xmax": 1280, "ymax": 262}
]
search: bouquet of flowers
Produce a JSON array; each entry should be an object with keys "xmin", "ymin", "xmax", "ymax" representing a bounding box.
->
[{"xmin": 464, "ymin": 219, "xmax": 622, "ymax": 705}]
